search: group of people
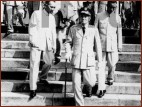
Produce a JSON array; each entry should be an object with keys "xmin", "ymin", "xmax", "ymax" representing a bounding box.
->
[
  {"xmin": 1, "ymin": 1, "xmax": 27, "ymax": 35},
  {"xmin": 26, "ymin": 1, "xmax": 123, "ymax": 106},
  {"xmin": 1, "ymin": 1, "xmax": 140, "ymax": 32},
  {"xmin": 2, "ymin": 1, "xmax": 123, "ymax": 106},
  {"xmin": 65, "ymin": 1, "xmax": 122, "ymax": 106}
]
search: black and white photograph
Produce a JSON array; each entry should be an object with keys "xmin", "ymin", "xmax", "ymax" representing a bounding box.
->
[{"xmin": 1, "ymin": 1, "xmax": 141, "ymax": 106}]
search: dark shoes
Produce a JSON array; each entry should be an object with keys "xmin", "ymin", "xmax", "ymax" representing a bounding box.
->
[
  {"xmin": 3, "ymin": 31, "xmax": 13, "ymax": 38},
  {"xmin": 84, "ymin": 85, "xmax": 92, "ymax": 97},
  {"xmin": 29, "ymin": 90, "xmax": 36, "ymax": 99},
  {"xmin": 39, "ymin": 79, "xmax": 49, "ymax": 85},
  {"xmin": 86, "ymin": 92, "xmax": 92, "ymax": 97},
  {"xmin": 54, "ymin": 55, "xmax": 61, "ymax": 65},
  {"xmin": 107, "ymin": 81, "xmax": 113, "ymax": 85},
  {"xmin": 86, "ymin": 88, "xmax": 92, "ymax": 97},
  {"xmin": 107, "ymin": 78, "xmax": 114, "ymax": 86},
  {"xmin": 98, "ymin": 90, "xmax": 106, "ymax": 98},
  {"xmin": 29, "ymin": 80, "xmax": 49, "ymax": 100}
]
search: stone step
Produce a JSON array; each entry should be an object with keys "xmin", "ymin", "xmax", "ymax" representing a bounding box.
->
[
  {"xmin": 1, "ymin": 28, "xmax": 140, "ymax": 39},
  {"xmin": 1, "ymin": 80, "xmax": 141, "ymax": 95},
  {"xmin": 1, "ymin": 41, "xmax": 29, "ymax": 49},
  {"xmin": 119, "ymin": 52, "xmax": 141, "ymax": 61},
  {"xmin": 122, "ymin": 28, "xmax": 140, "ymax": 37},
  {"xmin": 1, "ymin": 92, "xmax": 141, "ymax": 106},
  {"xmin": 1, "ymin": 68, "xmax": 141, "ymax": 83},
  {"xmin": 122, "ymin": 44, "xmax": 141, "ymax": 52},
  {"xmin": 84, "ymin": 94, "xmax": 141, "ymax": 106},
  {"xmin": 2, "ymin": 33, "xmax": 29, "ymax": 41},
  {"xmin": 116, "ymin": 61, "xmax": 141, "ymax": 71},
  {"xmin": 2, "ymin": 40, "xmax": 141, "ymax": 52},
  {"xmin": 2, "ymin": 49, "xmax": 30, "ymax": 58},
  {"xmin": 2, "ymin": 49, "xmax": 141, "ymax": 61},
  {"xmin": 2, "ymin": 25, "xmax": 140, "ymax": 36},
  {"xmin": 1, "ymin": 26, "xmax": 28, "ymax": 33},
  {"xmin": 2, "ymin": 58, "xmax": 141, "ymax": 71},
  {"xmin": 2, "ymin": 33, "xmax": 141, "ymax": 44},
  {"xmin": 123, "ymin": 36, "xmax": 141, "ymax": 44}
]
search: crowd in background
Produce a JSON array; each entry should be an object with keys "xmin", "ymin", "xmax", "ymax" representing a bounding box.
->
[{"xmin": 1, "ymin": 1, "xmax": 141, "ymax": 31}]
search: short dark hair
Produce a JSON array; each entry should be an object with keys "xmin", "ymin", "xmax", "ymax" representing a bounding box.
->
[
  {"xmin": 83, "ymin": 1, "xmax": 92, "ymax": 7},
  {"xmin": 107, "ymin": 1, "xmax": 117, "ymax": 5},
  {"xmin": 107, "ymin": 1, "xmax": 117, "ymax": 7},
  {"xmin": 43, "ymin": 1, "xmax": 55, "ymax": 5}
]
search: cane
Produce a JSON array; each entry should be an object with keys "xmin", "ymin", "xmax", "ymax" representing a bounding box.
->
[{"xmin": 64, "ymin": 59, "xmax": 67, "ymax": 105}]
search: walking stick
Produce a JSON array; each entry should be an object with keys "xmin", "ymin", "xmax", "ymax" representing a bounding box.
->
[{"xmin": 64, "ymin": 59, "xmax": 67, "ymax": 105}]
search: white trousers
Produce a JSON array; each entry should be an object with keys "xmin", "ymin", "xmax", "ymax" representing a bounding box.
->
[
  {"xmin": 30, "ymin": 47, "xmax": 54, "ymax": 90},
  {"xmin": 72, "ymin": 67, "xmax": 96, "ymax": 106},
  {"xmin": 98, "ymin": 52, "xmax": 118, "ymax": 90}
]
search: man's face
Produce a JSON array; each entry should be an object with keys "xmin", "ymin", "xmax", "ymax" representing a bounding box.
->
[
  {"xmin": 44, "ymin": 1, "xmax": 56, "ymax": 14},
  {"xmin": 107, "ymin": 2, "xmax": 117, "ymax": 14},
  {"xmin": 83, "ymin": 2, "xmax": 92, "ymax": 9},
  {"xmin": 88, "ymin": 2, "xmax": 93, "ymax": 9},
  {"xmin": 80, "ymin": 14, "xmax": 90, "ymax": 25}
]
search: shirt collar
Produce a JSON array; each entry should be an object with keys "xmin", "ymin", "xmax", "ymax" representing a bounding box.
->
[
  {"xmin": 81, "ymin": 23, "xmax": 89, "ymax": 29},
  {"xmin": 106, "ymin": 10, "xmax": 116, "ymax": 17},
  {"xmin": 43, "ymin": 9, "xmax": 49, "ymax": 16}
]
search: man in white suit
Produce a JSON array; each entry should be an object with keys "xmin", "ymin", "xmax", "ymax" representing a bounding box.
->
[
  {"xmin": 95, "ymin": 1, "xmax": 122, "ymax": 98},
  {"xmin": 28, "ymin": 1, "xmax": 56, "ymax": 98},
  {"xmin": 65, "ymin": 9, "xmax": 102, "ymax": 106}
]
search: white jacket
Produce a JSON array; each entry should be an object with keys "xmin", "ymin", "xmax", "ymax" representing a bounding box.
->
[
  {"xmin": 95, "ymin": 11, "xmax": 122, "ymax": 52},
  {"xmin": 29, "ymin": 10, "xmax": 56, "ymax": 52},
  {"xmin": 66, "ymin": 24, "xmax": 102, "ymax": 69}
]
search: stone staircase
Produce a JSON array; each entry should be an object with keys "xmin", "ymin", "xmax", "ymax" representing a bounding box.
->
[{"xmin": 1, "ymin": 32, "xmax": 141, "ymax": 106}]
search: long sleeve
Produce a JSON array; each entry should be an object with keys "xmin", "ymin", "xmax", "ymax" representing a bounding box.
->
[
  {"xmin": 28, "ymin": 11, "xmax": 38, "ymax": 47},
  {"xmin": 65, "ymin": 26, "xmax": 73, "ymax": 53},
  {"xmin": 94, "ymin": 29, "xmax": 102, "ymax": 62},
  {"xmin": 117, "ymin": 15, "xmax": 122, "ymax": 50},
  {"xmin": 94, "ymin": 14, "xmax": 99, "ymax": 28},
  {"xmin": 51, "ymin": 16, "xmax": 57, "ymax": 52},
  {"xmin": 94, "ymin": 1, "xmax": 99, "ymax": 16},
  {"xmin": 63, "ymin": 26, "xmax": 73, "ymax": 60}
]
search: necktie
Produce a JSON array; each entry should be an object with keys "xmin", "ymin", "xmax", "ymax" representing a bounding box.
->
[{"xmin": 82, "ymin": 26, "xmax": 85, "ymax": 35}]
